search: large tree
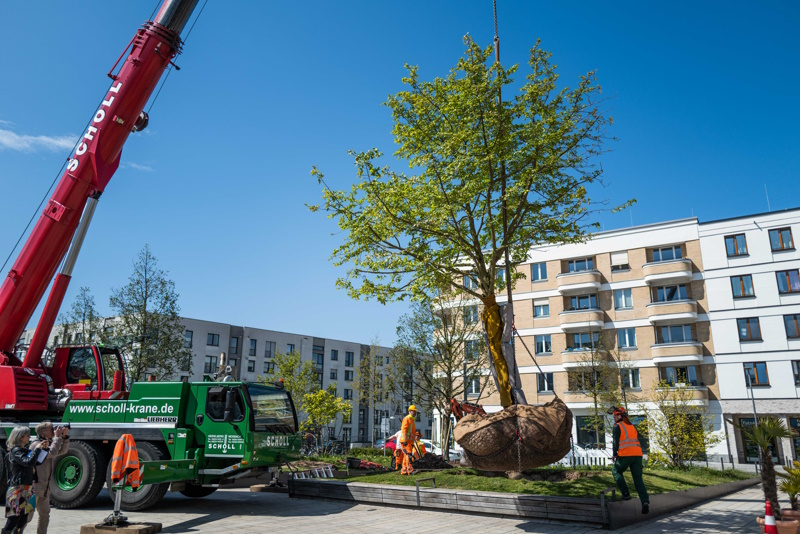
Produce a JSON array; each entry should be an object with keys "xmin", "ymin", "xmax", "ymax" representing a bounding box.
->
[
  {"xmin": 108, "ymin": 245, "xmax": 190, "ymax": 382},
  {"xmin": 53, "ymin": 287, "xmax": 103, "ymax": 351},
  {"xmin": 312, "ymin": 36, "xmax": 629, "ymax": 407},
  {"xmin": 387, "ymin": 297, "xmax": 493, "ymax": 459}
]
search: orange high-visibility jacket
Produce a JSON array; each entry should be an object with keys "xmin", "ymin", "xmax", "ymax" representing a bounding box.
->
[
  {"xmin": 110, "ymin": 434, "xmax": 141, "ymax": 490},
  {"xmin": 400, "ymin": 415, "xmax": 416, "ymax": 445},
  {"xmin": 617, "ymin": 422, "xmax": 643, "ymax": 457}
]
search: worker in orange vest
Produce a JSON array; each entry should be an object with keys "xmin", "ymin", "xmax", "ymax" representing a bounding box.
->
[
  {"xmin": 611, "ymin": 406, "xmax": 649, "ymax": 514},
  {"xmin": 412, "ymin": 430, "xmax": 426, "ymax": 459},
  {"xmin": 399, "ymin": 405, "xmax": 417, "ymax": 475}
]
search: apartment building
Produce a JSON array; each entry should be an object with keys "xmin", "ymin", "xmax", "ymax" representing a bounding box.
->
[
  {"xmin": 23, "ymin": 317, "xmax": 432, "ymax": 445},
  {"xmin": 468, "ymin": 217, "xmax": 728, "ymax": 459},
  {"xmin": 699, "ymin": 208, "xmax": 800, "ymax": 465}
]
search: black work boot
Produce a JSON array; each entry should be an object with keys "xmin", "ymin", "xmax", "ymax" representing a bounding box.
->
[{"xmin": 642, "ymin": 502, "xmax": 650, "ymax": 514}]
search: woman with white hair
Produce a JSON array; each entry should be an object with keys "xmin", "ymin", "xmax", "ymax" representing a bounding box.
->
[{"xmin": 4, "ymin": 426, "xmax": 45, "ymax": 534}]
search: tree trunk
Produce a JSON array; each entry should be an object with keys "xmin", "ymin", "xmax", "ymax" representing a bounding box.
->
[
  {"xmin": 441, "ymin": 410, "xmax": 452, "ymax": 461},
  {"xmin": 762, "ymin": 452, "xmax": 782, "ymax": 520},
  {"xmin": 480, "ymin": 294, "xmax": 525, "ymax": 406}
]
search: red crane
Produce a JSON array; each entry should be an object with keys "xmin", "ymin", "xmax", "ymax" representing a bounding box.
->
[{"xmin": 0, "ymin": 0, "xmax": 199, "ymax": 413}]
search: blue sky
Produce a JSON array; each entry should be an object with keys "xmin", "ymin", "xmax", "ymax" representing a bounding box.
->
[{"xmin": 1, "ymin": 1, "xmax": 798, "ymax": 346}]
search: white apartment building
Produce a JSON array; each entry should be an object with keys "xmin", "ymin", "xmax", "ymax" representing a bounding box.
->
[
  {"xmin": 468, "ymin": 217, "xmax": 729, "ymax": 460},
  {"xmin": 23, "ymin": 317, "xmax": 432, "ymax": 445},
  {"xmin": 699, "ymin": 208, "xmax": 800, "ymax": 465}
]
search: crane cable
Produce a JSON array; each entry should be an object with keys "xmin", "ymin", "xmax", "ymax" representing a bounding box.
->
[{"xmin": 1, "ymin": 1, "xmax": 209, "ymax": 275}]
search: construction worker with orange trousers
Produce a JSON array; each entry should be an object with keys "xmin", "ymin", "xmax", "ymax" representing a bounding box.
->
[
  {"xmin": 610, "ymin": 406, "xmax": 649, "ymax": 515},
  {"xmin": 399, "ymin": 405, "xmax": 417, "ymax": 475}
]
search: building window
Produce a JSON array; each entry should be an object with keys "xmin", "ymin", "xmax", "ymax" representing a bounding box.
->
[
  {"xmin": 533, "ymin": 300, "xmax": 549, "ymax": 317},
  {"xmin": 312, "ymin": 352, "xmax": 324, "ymax": 366},
  {"xmin": 652, "ymin": 245, "xmax": 683, "ymax": 262},
  {"xmin": 725, "ymin": 234, "xmax": 748, "ymax": 257},
  {"xmin": 610, "ymin": 251, "xmax": 630, "ymax": 272},
  {"xmin": 744, "ymin": 362, "xmax": 769, "ymax": 386},
  {"xmin": 792, "ymin": 361, "xmax": 800, "ymax": 386},
  {"xmin": 737, "ymin": 317, "xmax": 762, "ymax": 342},
  {"xmin": 576, "ymin": 416, "xmax": 605, "ymax": 448},
  {"xmin": 661, "ymin": 365, "xmax": 698, "ymax": 386},
  {"xmin": 264, "ymin": 341, "xmax": 275, "ymax": 358},
  {"xmin": 568, "ymin": 258, "xmax": 594, "ymax": 273},
  {"xmin": 344, "ymin": 389, "xmax": 353, "ymax": 400},
  {"xmin": 316, "ymin": 371, "xmax": 323, "ymax": 384},
  {"xmin": 466, "ymin": 377, "xmax": 480, "ymax": 395},
  {"xmin": 247, "ymin": 360, "xmax": 255, "ymax": 372},
  {"xmin": 264, "ymin": 362, "xmax": 275, "ymax": 374},
  {"xmin": 617, "ymin": 328, "xmax": 637, "ymax": 349},
  {"xmin": 731, "ymin": 275, "xmax": 755, "ymax": 298},
  {"xmin": 464, "ymin": 340, "xmax": 480, "ymax": 361},
  {"xmin": 622, "ymin": 368, "xmax": 640, "ymax": 389},
  {"xmin": 567, "ymin": 331, "xmax": 599, "ymax": 351},
  {"xmin": 184, "ymin": 330, "xmax": 193, "ymax": 349},
  {"xmin": 249, "ymin": 339, "xmax": 257, "ymax": 356},
  {"xmin": 230, "ymin": 336, "xmax": 239, "ymax": 355},
  {"xmin": 464, "ymin": 305, "xmax": 480, "ymax": 325},
  {"xmin": 229, "ymin": 358, "xmax": 237, "ymax": 368},
  {"xmin": 330, "ymin": 369, "xmax": 338, "ymax": 380},
  {"xmin": 614, "ymin": 288, "xmax": 633, "ymax": 309},
  {"xmin": 331, "ymin": 349, "xmax": 339, "ymax": 361},
  {"xmin": 344, "ymin": 370, "xmax": 354, "ymax": 381},
  {"xmin": 531, "ymin": 262, "xmax": 547, "ymax": 281},
  {"xmin": 534, "ymin": 335, "xmax": 552, "ymax": 354},
  {"xmin": 287, "ymin": 343, "xmax": 295, "ymax": 354},
  {"xmin": 653, "ymin": 284, "xmax": 688, "ymax": 303},
  {"xmin": 345, "ymin": 351, "xmax": 354, "ymax": 366},
  {"xmin": 463, "ymin": 274, "xmax": 478, "ymax": 290},
  {"xmin": 769, "ymin": 227, "xmax": 794, "ymax": 251},
  {"xmin": 776, "ymin": 270, "xmax": 800, "ymax": 294},
  {"xmin": 569, "ymin": 294, "xmax": 597, "ymax": 310},
  {"xmin": 657, "ymin": 324, "xmax": 693, "ymax": 344},
  {"xmin": 537, "ymin": 373, "xmax": 554, "ymax": 392},
  {"xmin": 204, "ymin": 355, "xmax": 218, "ymax": 374},
  {"xmin": 206, "ymin": 333, "xmax": 220, "ymax": 347},
  {"xmin": 785, "ymin": 314, "xmax": 800, "ymax": 339}
]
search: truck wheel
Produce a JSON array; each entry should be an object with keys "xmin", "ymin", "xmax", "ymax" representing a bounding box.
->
[
  {"xmin": 106, "ymin": 441, "xmax": 169, "ymax": 511},
  {"xmin": 50, "ymin": 441, "xmax": 107, "ymax": 509},
  {"xmin": 180, "ymin": 484, "xmax": 217, "ymax": 498}
]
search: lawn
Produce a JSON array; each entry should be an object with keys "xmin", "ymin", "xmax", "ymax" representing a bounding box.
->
[{"xmin": 339, "ymin": 465, "xmax": 753, "ymax": 498}]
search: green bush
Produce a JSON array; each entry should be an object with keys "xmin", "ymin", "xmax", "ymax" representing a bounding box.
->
[{"xmin": 348, "ymin": 447, "xmax": 383, "ymax": 457}]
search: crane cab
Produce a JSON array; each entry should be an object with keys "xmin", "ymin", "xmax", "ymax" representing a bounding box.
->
[{"xmin": 50, "ymin": 345, "xmax": 128, "ymax": 401}]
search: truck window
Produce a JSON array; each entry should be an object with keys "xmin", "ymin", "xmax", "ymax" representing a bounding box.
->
[
  {"xmin": 100, "ymin": 349, "xmax": 122, "ymax": 390},
  {"xmin": 67, "ymin": 347, "xmax": 98, "ymax": 389},
  {"xmin": 246, "ymin": 384, "xmax": 296, "ymax": 434},
  {"xmin": 206, "ymin": 387, "xmax": 244, "ymax": 422}
]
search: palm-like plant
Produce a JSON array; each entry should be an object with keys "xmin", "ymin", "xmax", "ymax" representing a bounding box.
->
[
  {"xmin": 778, "ymin": 460, "xmax": 800, "ymax": 512},
  {"xmin": 735, "ymin": 418, "xmax": 795, "ymax": 520}
]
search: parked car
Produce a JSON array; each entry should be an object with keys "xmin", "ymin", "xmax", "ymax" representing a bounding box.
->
[{"xmin": 381, "ymin": 436, "xmax": 397, "ymax": 451}]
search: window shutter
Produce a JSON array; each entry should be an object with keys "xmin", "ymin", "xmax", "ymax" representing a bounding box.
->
[{"xmin": 611, "ymin": 251, "xmax": 629, "ymax": 266}]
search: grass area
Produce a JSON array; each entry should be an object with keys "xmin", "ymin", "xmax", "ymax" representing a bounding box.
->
[{"xmin": 340, "ymin": 465, "xmax": 754, "ymax": 498}]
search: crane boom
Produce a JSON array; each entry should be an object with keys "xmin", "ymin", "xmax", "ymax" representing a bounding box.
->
[{"xmin": 0, "ymin": 0, "xmax": 199, "ymax": 367}]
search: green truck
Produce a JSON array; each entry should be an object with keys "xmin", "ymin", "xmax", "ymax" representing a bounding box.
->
[{"xmin": 1, "ymin": 378, "xmax": 301, "ymax": 510}]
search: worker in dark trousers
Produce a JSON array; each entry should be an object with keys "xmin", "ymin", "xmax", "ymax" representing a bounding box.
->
[{"xmin": 611, "ymin": 406, "xmax": 649, "ymax": 514}]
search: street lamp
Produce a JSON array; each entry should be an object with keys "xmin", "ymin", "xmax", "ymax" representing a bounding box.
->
[{"xmin": 744, "ymin": 365, "xmax": 762, "ymax": 471}]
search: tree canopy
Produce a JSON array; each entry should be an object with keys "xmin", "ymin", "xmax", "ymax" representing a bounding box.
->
[{"xmin": 312, "ymin": 36, "xmax": 629, "ymax": 305}]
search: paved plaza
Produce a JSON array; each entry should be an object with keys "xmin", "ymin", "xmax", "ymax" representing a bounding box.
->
[{"xmin": 34, "ymin": 484, "xmax": 788, "ymax": 533}]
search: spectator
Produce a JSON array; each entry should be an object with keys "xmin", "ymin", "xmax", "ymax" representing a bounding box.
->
[
  {"xmin": 4, "ymin": 426, "xmax": 46, "ymax": 534},
  {"xmin": 27, "ymin": 422, "xmax": 69, "ymax": 534}
]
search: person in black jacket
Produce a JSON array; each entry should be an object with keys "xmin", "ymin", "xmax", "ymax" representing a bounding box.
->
[{"xmin": 4, "ymin": 426, "xmax": 46, "ymax": 534}]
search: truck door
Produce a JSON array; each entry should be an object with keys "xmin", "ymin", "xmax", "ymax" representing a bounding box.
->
[{"xmin": 198, "ymin": 385, "xmax": 247, "ymax": 457}]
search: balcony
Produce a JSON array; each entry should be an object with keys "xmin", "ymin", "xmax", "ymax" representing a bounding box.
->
[
  {"xmin": 654, "ymin": 385, "xmax": 708, "ymax": 404},
  {"xmin": 643, "ymin": 259, "xmax": 693, "ymax": 285},
  {"xmin": 651, "ymin": 342, "xmax": 703, "ymax": 365},
  {"xmin": 559, "ymin": 309, "xmax": 604, "ymax": 332},
  {"xmin": 646, "ymin": 300, "xmax": 697, "ymax": 325},
  {"xmin": 556, "ymin": 270, "xmax": 602, "ymax": 295},
  {"xmin": 561, "ymin": 349, "xmax": 601, "ymax": 367}
]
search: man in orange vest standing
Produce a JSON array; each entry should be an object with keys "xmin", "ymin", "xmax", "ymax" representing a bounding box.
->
[
  {"xmin": 611, "ymin": 406, "xmax": 649, "ymax": 514},
  {"xmin": 399, "ymin": 405, "xmax": 417, "ymax": 475}
]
